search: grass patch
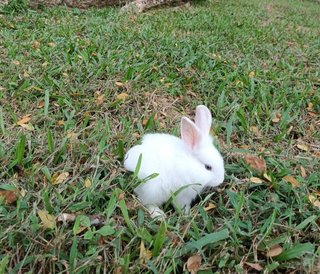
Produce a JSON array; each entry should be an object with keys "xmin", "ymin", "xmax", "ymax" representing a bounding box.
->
[{"xmin": 0, "ymin": 0, "xmax": 319, "ymax": 272}]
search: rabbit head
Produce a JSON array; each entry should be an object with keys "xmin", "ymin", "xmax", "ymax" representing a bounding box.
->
[{"xmin": 181, "ymin": 105, "xmax": 224, "ymax": 187}]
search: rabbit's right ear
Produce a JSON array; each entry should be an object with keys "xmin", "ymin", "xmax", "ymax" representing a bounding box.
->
[
  {"xmin": 181, "ymin": 117, "xmax": 201, "ymax": 150},
  {"xmin": 195, "ymin": 105, "xmax": 212, "ymax": 135}
]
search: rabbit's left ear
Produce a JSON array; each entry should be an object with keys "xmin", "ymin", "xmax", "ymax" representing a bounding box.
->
[{"xmin": 195, "ymin": 105, "xmax": 212, "ymax": 135}]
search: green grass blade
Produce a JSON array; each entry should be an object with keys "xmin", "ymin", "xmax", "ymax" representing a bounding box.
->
[
  {"xmin": 47, "ymin": 129, "xmax": 54, "ymax": 154},
  {"xmin": 0, "ymin": 109, "xmax": 5, "ymax": 134},
  {"xmin": 276, "ymin": 243, "xmax": 314, "ymax": 261},
  {"xmin": 69, "ymin": 236, "xmax": 78, "ymax": 273},
  {"xmin": 152, "ymin": 221, "xmax": 167, "ymax": 257},
  {"xmin": 44, "ymin": 89, "xmax": 49, "ymax": 116},
  {"xmin": 0, "ymin": 255, "xmax": 9, "ymax": 274}
]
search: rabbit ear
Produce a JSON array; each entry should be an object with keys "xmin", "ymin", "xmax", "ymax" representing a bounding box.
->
[
  {"xmin": 181, "ymin": 117, "xmax": 202, "ymax": 150},
  {"xmin": 195, "ymin": 105, "xmax": 212, "ymax": 135}
]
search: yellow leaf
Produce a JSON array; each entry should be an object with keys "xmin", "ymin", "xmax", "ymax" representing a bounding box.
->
[
  {"xmin": 38, "ymin": 210, "xmax": 55, "ymax": 229},
  {"xmin": 249, "ymin": 126, "xmax": 259, "ymax": 135},
  {"xmin": 84, "ymin": 178, "xmax": 92, "ymax": 188},
  {"xmin": 263, "ymin": 173, "xmax": 272, "ymax": 182},
  {"xmin": 250, "ymin": 177, "xmax": 263, "ymax": 184},
  {"xmin": 187, "ymin": 254, "xmax": 202, "ymax": 274},
  {"xmin": 37, "ymin": 100, "xmax": 45, "ymax": 108},
  {"xmin": 116, "ymin": 93, "xmax": 129, "ymax": 100},
  {"xmin": 48, "ymin": 42, "xmax": 56, "ymax": 47},
  {"xmin": 306, "ymin": 102, "xmax": 313, "ymax": 111},
  {"xmin": 283, "ymin": 175, "xmax": 300, "ymax": 188},
  {"xmin": 297, "ymin": 144, "xmax": 309, "ymax": 152},
  {"xmin": 57, "ymin": 120, "xmax": 65, "ymax": 126},
  {"xmin": 249, "ymin": 71, "xmax": 255, "ymax": 78},
  {"xmin": 32, "ymin": 40, "xmax": 41, "ymax": 49},
  {"xmin": 308, "ymin": 195, "xmax": 320, "ymax": 208},
  {"xmin": 139, "ymin": 241, "xmax": 152, "ymax": 263},
  {"xmin": 52, "ymin": 172, "xmax": 69, "ymax": 185},
  {"xmin": 17, "ymin": 115, "xmax": 31, "ymax": 126},
  {"xmin": 266, "ymin": 244, "xmax": 282, "ymax": 257},
  {"xmin": 204, "ymin": 202, "xmax": 216, "ymax": 212}
]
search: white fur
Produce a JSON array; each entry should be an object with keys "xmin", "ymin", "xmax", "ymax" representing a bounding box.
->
[{"xmin": 124, "ymin": 105, "xmax": 225, "ymax": 217}]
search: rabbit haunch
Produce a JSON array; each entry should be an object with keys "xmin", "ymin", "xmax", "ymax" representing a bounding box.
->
[{"xmin": 124, "ymin": 105, "xmax": 225, "ymax": 218}]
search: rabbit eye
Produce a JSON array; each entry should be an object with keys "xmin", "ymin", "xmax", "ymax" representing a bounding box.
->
[{"xmin": 205, "ymin": 164, "xmax": 212, "ymax": 171}]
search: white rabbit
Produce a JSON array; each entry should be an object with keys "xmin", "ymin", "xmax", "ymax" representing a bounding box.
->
[{"xmin": 124, "ymin": 105, "xmax": 225, "ymax": 218}]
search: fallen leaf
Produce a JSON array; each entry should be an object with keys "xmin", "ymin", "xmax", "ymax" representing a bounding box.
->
[
  {"xmin": 115, "ymin": 81, "xmax": 124, "ymax": 87},
  {"xmin": 0, "ymin": 190, "xmax": 18, "ymax": 204},
  {"xmin": 250, "ymin": 177, "xmax": 263, "ymax": 184},
  {"xmin": 272, "ymin": 112, "xmax": 281, "ymax": 123},
  {"xmin": 95, "ymin": 95, "xmax": 104, "ymax": 105},
  {"xmin": 245, "ymin": 262, "xmax": 263, "ymax": 271},
  {"xmin": 38, "ymin": 210, "xmax": 55, "ymax": 229},
  {"xmin": 17, "ymin": 115, "xmax": 31, "ymax": 126},
  {"xmin": 37, "ymin": 100, "xmax": 45, "ymax": 108},
  {"xmin": 243, "ymin": 154, "xmax": 267, "ymax": 174},
  {"xmin": 266, "ymin": 244, "xmax": 282, "ymax": 257},
  {"xmin": 42, "ymin": 62, "xmax": 48, "ymax": 68},
  {"xmin": 84, "ymin": 178, "xmax": 92, "ymax": 188},
  {"xmin": 306, "ymin": 102, "xmax": 313, "ymax": 111},
  {"xmin": 283, "ymin": 175, "xmax": 300, "ymax": 188},
  {"xmin": 57, "ymin": 120, "xmax": 65, "ymax": 126},
  {"xmin": 263, "ymin": 173, "xmax": 272, "ymax": 182},
  {"xmin": 116, "ymin": 93, "xmax": 129, "ymax": 101},
  {"xmin": 114, "ymin": 266, "xmax": 123, "ymax": 274},
  {"xmin": 249, "ymin": 126, "xmax": 260, "ymax": 135},
  {"xmin": 51, "ymin": 172, "xmax": 69, "ymax": 185},
  {"xmin": 204, "ymin": 202, "xmax": 216, "ymax": 212},
  {"xmin": 300, "ymin": 166, "xmax": 307, "ymax": 178},
  {"xmin": 32, "ymin": 40, "xmax": 41, "ymax": 49},
  {"xmin": 118, "ymin": 192, "xmax": 124, "ymax": 200},
  {"xmin": 139, "ymin": 240, "xmax": 152, "ymax": 263},
  {"xmin": 12, "ymin": 60, "xmax": 20, "ymax": 65},
  {"xmin": 249, "ymin": 71, "xmax": 255, "ymax": 78},
  {"xmin": 48, "ymin": 42, "xmax": 56, "ymax": 47},
  {"xmin": 187, "ymin": 254, "xmax": 202, "ymax": 274},
  {"xmin": 308, "ymin": 195, "xmax": 320, "ymax": 208},
  {"xmin": 297, "ymin": 144, "xmax": 309, "ymax": 152}
]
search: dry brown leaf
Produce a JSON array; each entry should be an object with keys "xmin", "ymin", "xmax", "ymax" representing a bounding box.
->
[
  {"xmin": 95, "ymin": 95, "xmax": 104, "ymax": 105},
  {"xmin": 308, "ymin": 195, "xmax": 320, "ymax": 208},
  {"xmin": 0, "ymin": 190, "xmax": 18, "ymax": 204},
  {"xmin": 266, "ymin": 244, "xmax": 282, "ymax": 257},
  {"xmin": 116, "ymin": 93, "xmax": 129, "ymax": 101},
  {"xmin": 118, "ymin": 192, "xmax": 124, "ymax": 200},
  {"xmin": 187, "ymin": 254, "xmax": 202, "ymax": 274},
  {"xmin": 84, "ymin": 178, "xmax": 92, "ymax": 188},
  {"xmin": 139, "ymin": 241, "xmax": 152, "ymax": 263},
  {"xmin": 38, "ymin": 210, "xmax": 55, "ymax": 229},
  {"xmin": 57, "ymin": 120, "xmax": 65, "ymax": 126},
  {"xmin": 249, "ymin": 126, "xmax": 260, "ymax": 135},
  {"xmin": 114, "ymin": 266, "xmax": 123, "ymax": 274},
  {"xmin": 300, "ymin": 166, "xmax": 307, "ymax": 178},
  {"xmin": 297, "ymin": 144, "xmax": 309, "ymax": 152},
  {"xmin": 52, "ymin": 172, "xmax": 69, "ymax": 185},
  {"xmin": 115, "ymin": 81, "xmax": 124, "ymax": 87},
  {"xmin": 250, "ymin": 177, "xmax": 263, "ymax": 184},
  {"xmin": 17, "ymin": 115, "xmax": 31, "ymax": 126},
  {"xmin": 272, "ymin": 112, "xmax": 282, "ymax": 123},
  {"xmin": 204, "ymin": 202, "xmax": 216, "ymax": 212},
  {"xmin": 283, "ymin": 175, "xmax": 300, "ymax": 188},
  {"xmin": 245, "ymin": 262, "xmax": 263, "ymax": 271},
  {"xmin": 37, "ymin": 100, "xmax": 45, "ymax": 108},
  {"xmin": 243, "ymin": 154, "xmax": 267, "ymax": 174}
]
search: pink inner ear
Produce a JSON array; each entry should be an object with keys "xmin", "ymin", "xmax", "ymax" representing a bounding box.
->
[{"xmin": 181, "ymin": 117, "xmax": 201, "ymax": 150}]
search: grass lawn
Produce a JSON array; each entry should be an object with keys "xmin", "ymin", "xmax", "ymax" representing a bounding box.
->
[{"xmin": 0, "ymin": 0, "xmax": 320, "ymax": 272}]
